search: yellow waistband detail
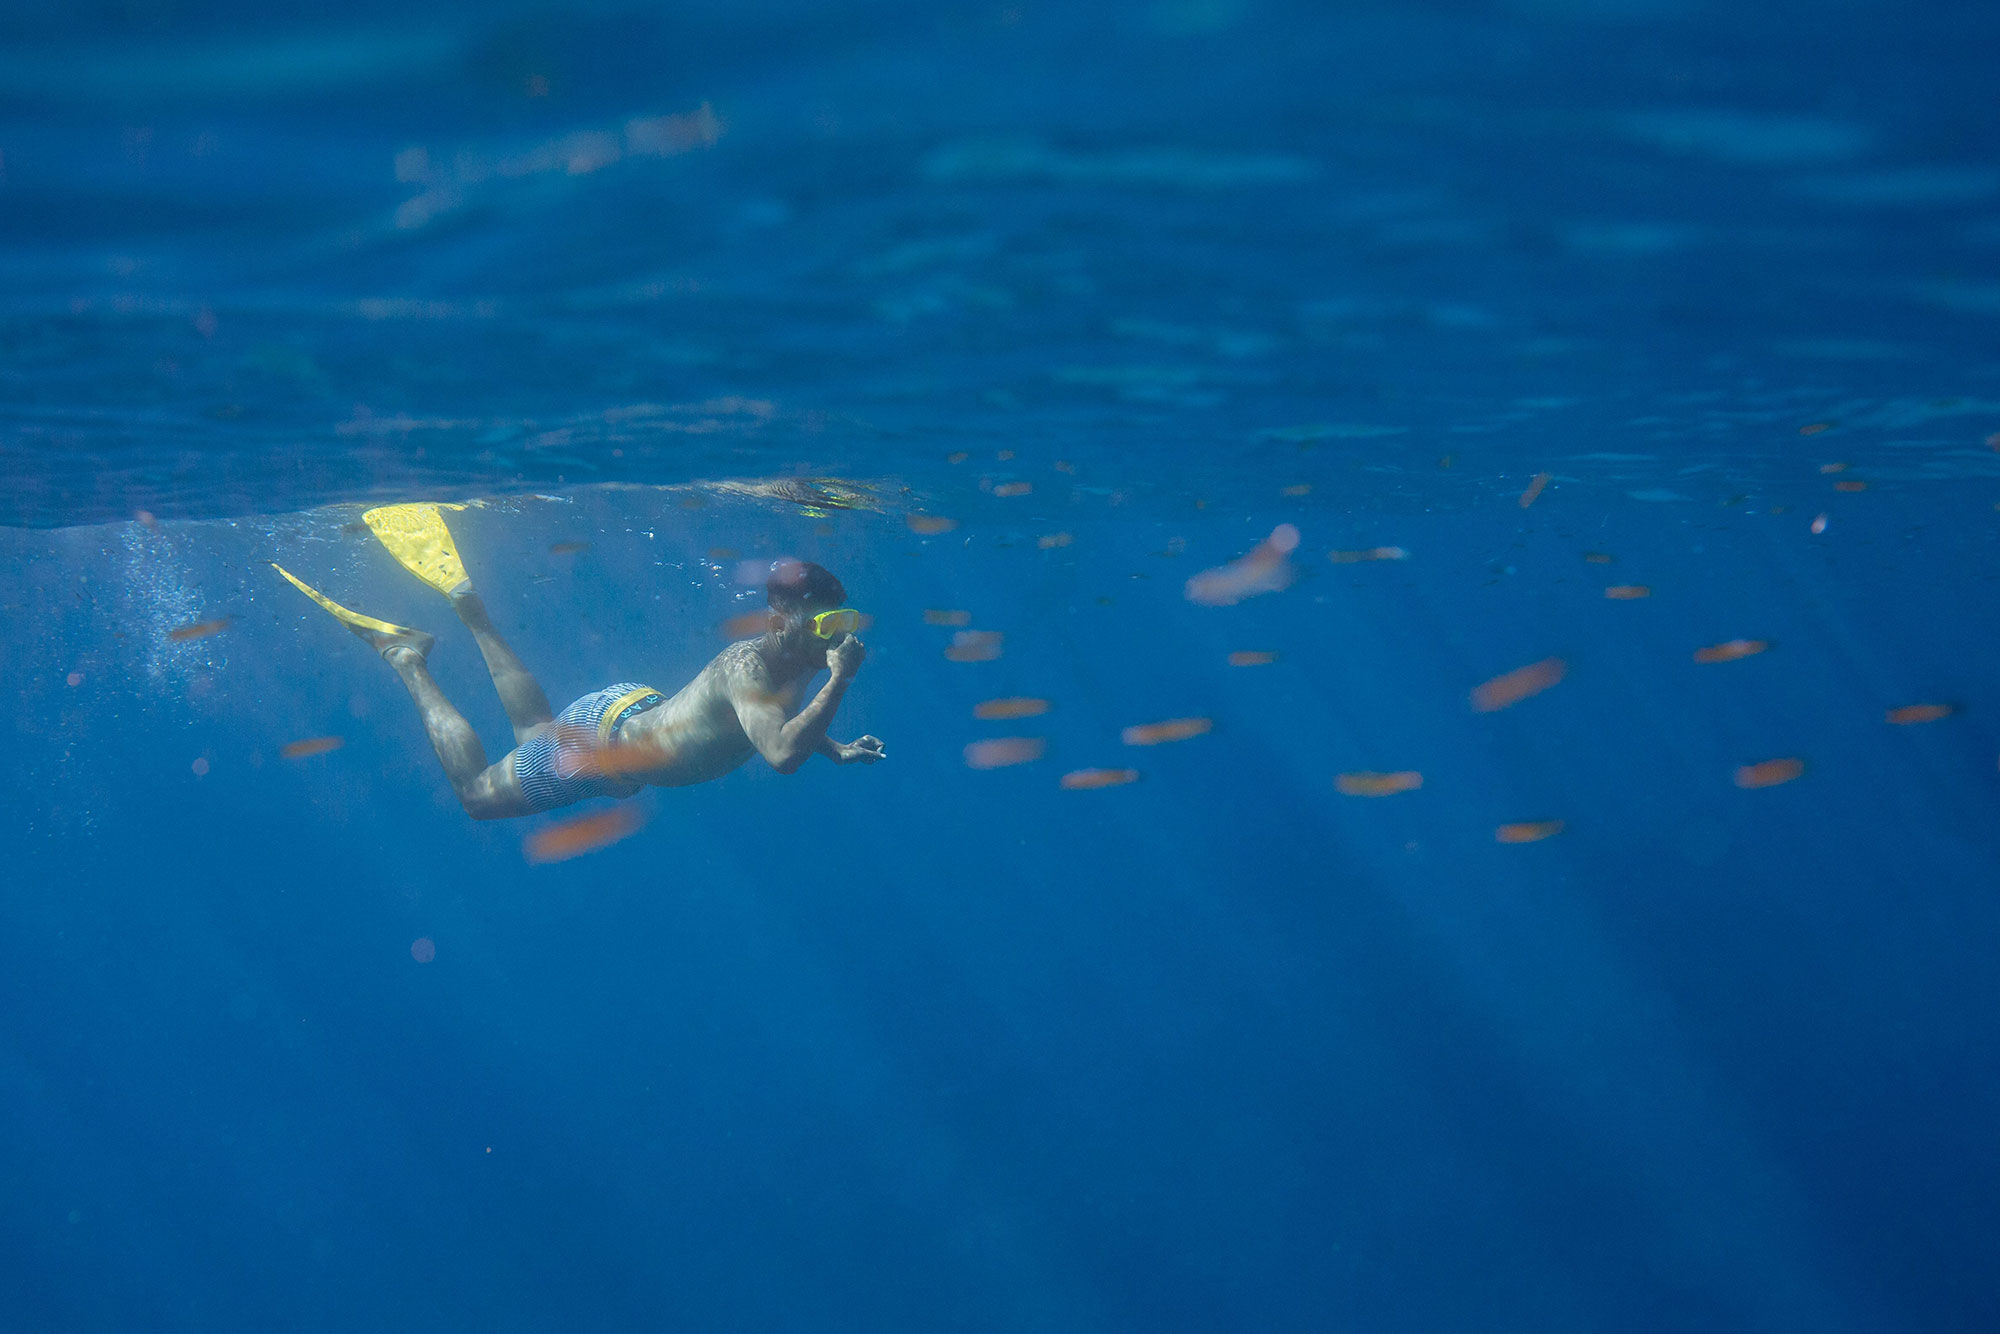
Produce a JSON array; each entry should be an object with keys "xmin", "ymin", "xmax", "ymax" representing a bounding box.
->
[{"xmin": 599, "ymin": 686, "xmax": 665, "ymax": 745}]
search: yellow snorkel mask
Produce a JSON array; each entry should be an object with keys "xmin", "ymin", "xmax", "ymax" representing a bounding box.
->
[{"xmin": 810, "ymin": 607, "xmax": 863, "ymax": 639}]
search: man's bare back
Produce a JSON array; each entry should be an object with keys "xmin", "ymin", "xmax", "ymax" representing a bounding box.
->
[{"xmin": 618, "ymin": 634, "xmax": 881, "ymax": 788}]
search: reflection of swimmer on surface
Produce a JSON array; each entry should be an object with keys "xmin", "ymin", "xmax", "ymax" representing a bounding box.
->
[{"xmin": 274, "ymin": 504, "xmax": 884, "ymax": 820}]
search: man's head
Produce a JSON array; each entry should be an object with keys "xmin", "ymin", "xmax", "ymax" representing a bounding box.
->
[
  {"xmin": 764, "ymin": 560, "xmax": 853, "ymax": 663},
  {"xmin": 766, "ymin": 559, "xmax": 846, "ymax": 618}
]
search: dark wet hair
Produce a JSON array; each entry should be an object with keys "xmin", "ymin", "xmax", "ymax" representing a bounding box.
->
[{"xmin": 766, "ymin": 559, "xmax": 846, "ymax": 614}]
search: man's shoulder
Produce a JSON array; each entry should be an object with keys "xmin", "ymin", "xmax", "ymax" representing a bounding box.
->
[{"xmin": 708, "ymin": 638, "xmax": 775, "ymax": 688}]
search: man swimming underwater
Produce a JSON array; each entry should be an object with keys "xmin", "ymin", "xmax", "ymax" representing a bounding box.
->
[{"xmin": 274, "ymin": 504, "xmax": 884, "ymax": 820}]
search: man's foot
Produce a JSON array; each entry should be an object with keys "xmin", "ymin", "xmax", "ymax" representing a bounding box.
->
[
  {"xmin": 272, "ymin": 563, "xmax": 437, "ymax": 660},
  {"xmin": 362, "ymin": 625, "xmax": 437, "ymax": 662}
]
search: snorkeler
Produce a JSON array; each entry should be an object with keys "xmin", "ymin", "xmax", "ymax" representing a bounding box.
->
[{"xmin": 273, "ymin": 504, "xmax": 884, "ymax": 820}]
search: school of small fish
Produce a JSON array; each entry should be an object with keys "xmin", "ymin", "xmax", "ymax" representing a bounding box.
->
[{"xmin": 931, "ymin": 433, "xmax": 1967, "ymax": 853}]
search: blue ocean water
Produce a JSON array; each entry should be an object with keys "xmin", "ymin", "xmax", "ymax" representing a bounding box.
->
[{"xmin": 4, "ymin": 1, "xmax": 1999, "ymax": 1329}]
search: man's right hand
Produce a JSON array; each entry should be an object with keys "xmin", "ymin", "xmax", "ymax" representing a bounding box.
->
[{"xmin": 827, "ymin": 634, "xmax": 866, "ymax": 681}]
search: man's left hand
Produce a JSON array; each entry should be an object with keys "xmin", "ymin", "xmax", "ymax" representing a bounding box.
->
[{"xmin": 836, "ymin": 735, "xmax": 886, "ymax": 764}]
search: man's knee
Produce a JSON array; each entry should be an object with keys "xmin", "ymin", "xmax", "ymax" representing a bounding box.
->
[
  {"xmin": 460, "ymin": 792, "xmax": 507, "ymax": 821},
  {"xmin": 456, "ymin": 768, "xmax": 521, "ymax": 821}
]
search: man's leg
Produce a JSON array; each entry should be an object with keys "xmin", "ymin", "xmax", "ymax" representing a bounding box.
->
[
  {"xmin": 360, "ymin": 503, "xmax": 554, "ymax": 745},
  {"xmin": 382, "ymin": 643, "xmax": 487, "ymax": 787},
  {"xmin": 272, "ymin": 558, "xmax": 529, "ymax": 818},
  {"xmin": 381, "ymin": 643, "xmax": 523, "ymax": 818},
  {"xmin": 449, "ymin": 590, "xmax": 554, "ymax": 743}
]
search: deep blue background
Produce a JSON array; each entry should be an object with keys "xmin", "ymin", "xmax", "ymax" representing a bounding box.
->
[{"xmin": 3, "ymin": 1, "xmax": 1999, "ymax": 1330}]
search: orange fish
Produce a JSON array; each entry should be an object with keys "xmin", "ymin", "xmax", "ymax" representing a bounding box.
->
[
  {"xmin": 1583, "ymin": 551, "xmax": 1615, "ymax": 564},
  {"xmin": 907, "ymin": 514, "xmax": 959, "ymax": 535},
  {"xmin": 947, "ymin": 451, "xmax": 970, "ymax": 464},
  {"xmin": 1834, "ymin": 480, "xmax": 1867, "ymax": 493},
  {"xmin": 992, "ymin": 481, "xmax": 1032, "ymax": 498},
  {"xmin": 1227, "ymin": 651, "xmax": 1278, "ymax": 667},
  {"xmin": 1121, "ymin": 717, "xmax": 1213, "ymax": 746},
  {"xmin": 1060, "ymin": 768, "xmax": 1139, "ymax": 790},
  {"xmin": 1184, "ymin": 524, "xmax": 1299, "ymax": 606},
  {"xmin": 1281, "ymin": 483, "xmax": 1312, "ymax": 497},
  {"xmin": 1604, "ymin": 585, "xmax": 1651, "ymax": 600},
  {"xmin": 1517, "ymin": 472, "xmax": 1550, "ymax": 508},
  {"xmin": 1693, "ymin": 639, "xmax": 1769, "ymax": 664},
  {"xmin": 1885, "ymin": 704, "xmax": 1953, "ymax": 725},
  {"xmin": 974, "ymin": 697, "xmax": 1050, "ymax": 720},
  {"xmin": 1328, "ymin": 546, "xmax": 1408, "ymax": 563},
  {"xmin": 1734, "ymin": 757, "xmax": 1805, "ymax": 789},
  {"xmin": 963, "ymin": 737, "xmax": 1045, "ymax": 769},
  {"xmin": 1495, "ymin": 820, "xmax": 1564, "ymax": 843},
  {"xmin": 1818, "ymin": 462, "xmax": 1848, "ymax": 474},
  {"xmin": 924, "ymin": 608, "xmax": 973, "ymax": 627},
  {"xmin": 1037, "ymin": 532, "xmax": 1074, "ymax": 549},
  {"xmin": 574, "ymin": 736, "xmax": 677, "ymax": 777},
  {"xmin": 1810, "ymin": 513, "xmax": 1829, "ymax": 534},
  {"xmin": 1799, "ymin": 421, "xmax": 1832, "ymax": 435},
  {"xmin": 1470, "ymin": 657, "xmax": 1567, "ymax": 712},
  {"xmin": 549, "ymin": 541, "xmax": 592, "ymax": 555},
  {"xmin": 720, "ymin": 610, "xmax": 777, "ymax": 639},
  {"xmin": 524, "ymin": 806, "xmax": 646, "ymax": 864},
  {"xmin": 168, "ymin": 616, "xmax": 232, "ymax": 642},
  {"xmin": 1336, "ymin": 771, "xmax": 1423, "ymax": 797},
  {"xmin": 280, "ymin": 735, "xmax": 345, "ymax": 760},
  {"xmin": 944, "ymin": 630, "xmax": 1003, "ymax": 662}
]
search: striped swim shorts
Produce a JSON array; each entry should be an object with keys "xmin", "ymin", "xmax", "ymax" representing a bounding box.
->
[{"xmin": 511, "ymin": 682, "xmax": 666, "ymax": 814}]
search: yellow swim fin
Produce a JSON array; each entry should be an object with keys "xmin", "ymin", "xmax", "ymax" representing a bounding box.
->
[
  {"xmin": 272, "ymin": 564, "xmax": 435, "ymax": 657},
  {"xmin": 362, "ymin": 502, "xmax": 472, "ymax": 598}
]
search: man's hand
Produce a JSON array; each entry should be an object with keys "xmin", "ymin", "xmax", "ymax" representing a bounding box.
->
[
  {"xmin": 833, "ymin": 734, "xmax": 886, "ymax": 764},
  {"xmin": 827, "ymin": 634, "xmax": 866, "ymax": 681}
]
